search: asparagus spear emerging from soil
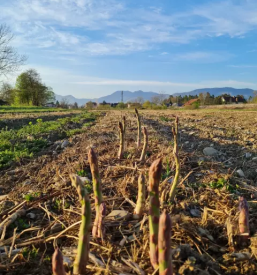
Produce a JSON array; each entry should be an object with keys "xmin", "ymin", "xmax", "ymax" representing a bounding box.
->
[
  {"xmin": 122, "ymin": 115, "xmax": 126, "ymax": 136},
  {"xmin": 96, "ymin": 202, "xmax": 106, "ymax": 239},
  {"xmin": 158, "ymin": 209, "xmax": 173, "ymax": 275},
  {"xmin": 52, "ymin": 248, "xmax": 66, "ymax": 275},
  {"xmin": 239, "ymin": 196, "xmax": 249, "ymax": 237},
  {"xmin": 118, "ymin": 121, "xmax": 124, "ymax": 159},
  {"xmin": 149, "ymin": 158, "xmax": 162, "ymax": 269},
  {"xmin": 140, "ymin": 127, "xmax": 148, "ymax": 162},
  {"xmin": 88, "ymin": 148, "xmax": 104, "ymax": 238},
  {"xmin": 134, "ymin": 173, "xmax": 146, "ymax": 217},
  {"xmin": 135, "ymin": 108, "xmax": 141, "ymax": 148},
  {"xmin": 169, "ymin": 116, "xmax": 180, "ymax": 201},
  {"xmin": 70, "ymin": 174, "xmax": 91, "ymax": 275}
]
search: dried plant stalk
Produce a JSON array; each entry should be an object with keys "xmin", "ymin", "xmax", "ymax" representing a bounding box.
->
[
  {"xmin": 135, "ymin": 108, "xmax": 141, "ymax": 148},
  {"xmin": 118, "ymin": 121, "xmax": 124, "ymax": 159},
  {"xmin": 149, "ymin": 158, "xmax": 162, "ymax": 269},
  {"xmin": 70, "ymin": 174, "xmax": 92, "ymax": 275},
  {"xmin": 134, "ymin": 173, "xmax": 146, "ymax": 217},
  {"xmin": 88, "ymin": 148, "xmax": 104, "ymax": 238},
  {"xmin": 239, "ymin": 196, "xmax": 249, "ymax": 237},
  {"xmin": 52, "ymin": 248, "xmax": 66, "ymax": 275},
  {"xmin": 158, "ymin": 209, "xmax": 173, "ymax": 275},
  {"xmin": 226, "ymin": 217, "xmax": 234, "ymax": 247},
  {"xmin": 140, "ymin": 127, "xmax": 148, "ymax": 162},
  {"xmin": 169, "ymin": 117, "xmax": 180, "ymax": 201}
]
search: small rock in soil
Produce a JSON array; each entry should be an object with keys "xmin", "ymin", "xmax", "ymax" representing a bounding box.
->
[
  {"xmin": 236, "ymin": 169, "xmax": 245, "ymax": 177},
  {"xmin": 26, "ymin": 213, "xmax": 36, "ymax": 219},
  {"xmin": 203, "ymin": 147, "xmax": 219, "ymax": 156},
  {"xmin": 190, "ymin": 209, "xmax": 201, "ymax": 217},
  {"xmin": 61, "ymin": 140, "xmax": 70, "ymax": 148},
  {"xmin": 106, "ymin": 210, "xmax": 130, "ymax": 220},
  {"xmin": 245, "ymin": 152, "xmax": 252, "ymax": 159}
]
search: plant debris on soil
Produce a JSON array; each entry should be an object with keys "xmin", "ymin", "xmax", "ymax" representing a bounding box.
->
[{"xmin": 0, "ymin": 109, "xmax": 257, "ymax": 274}]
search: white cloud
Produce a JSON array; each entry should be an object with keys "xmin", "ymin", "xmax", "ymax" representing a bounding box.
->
[{"xmin": 2, "ymin": 0, "xmax": 257, "ymax": 57}]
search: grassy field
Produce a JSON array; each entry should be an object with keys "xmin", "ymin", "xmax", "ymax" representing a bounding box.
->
[
  {"xmin": 0, "ymin": 109, "xmax": 97, "ymax": 169},
  {"xmin": 0, "ymin": 106, "xmax": 73, "ymax": 113},
  {"xmin": 0, "ymin": 107, "xmax": 256, "ymax": 274}
]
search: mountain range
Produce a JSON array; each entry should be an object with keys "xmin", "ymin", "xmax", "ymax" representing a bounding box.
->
[{"xmin": 55, "ymin": 87, "xmax": 255, "ymax": 106}]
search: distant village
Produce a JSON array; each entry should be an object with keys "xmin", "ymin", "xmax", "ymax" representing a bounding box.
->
[{"xmin": 44, "ymin": 93, "xmax": 249, "ymax": 109}]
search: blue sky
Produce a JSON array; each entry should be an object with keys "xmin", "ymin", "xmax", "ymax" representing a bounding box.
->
[{"xmin": 1, "ymin": 0, "xmax": 257, "ymax": 98}]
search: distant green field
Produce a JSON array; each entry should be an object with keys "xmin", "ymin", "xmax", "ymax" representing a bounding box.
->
[
  {"xmin": 0, "ymin": 111, "xmax": 97, "ymax": 169},
  {"xmin": 0, "ymin": 106, "xmax": 75, "ymax": 113}
]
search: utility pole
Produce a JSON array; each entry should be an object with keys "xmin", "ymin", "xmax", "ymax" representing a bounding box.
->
[{"xmin": 121, "ymin": 90, "xmax": 123, "ymax": 103}]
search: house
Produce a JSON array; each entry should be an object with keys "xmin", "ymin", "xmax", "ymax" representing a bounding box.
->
[
  {"xmin": 127, "ymin": 103, "xmax": 142, "ymax": 109},
  {"xmin": 221, "ymin": 96, "xmax": 246, "ymax": 104},
  {"xmin": 110, "ymin": 103, "xmax": 119, "ymax": 108},
  {"xmin": 44, "ymin": 102, "xmax": 56, "ymax": 107},
  {"xmin": 183, "ymin": 98, "xmax": 200, "ymax": 106},
  {"xmin": 221, "ymin": 96, "xmax": 235, "ymax": 104},
  {"xmin": 98, "ymin": 102, "xmax": 111, "ymax": 106},
  {"xmin": 172, "ymin": 103, "xmax": 183, "ymax": 107}
]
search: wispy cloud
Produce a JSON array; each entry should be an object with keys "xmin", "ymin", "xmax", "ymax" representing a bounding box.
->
[
  {"xmin": 2, "ymin": 0, "xmax": 257, "ymax": 57},
  {"xmin": 174, "ymin": 51, "xmax": 233, "ymax": 63},
  {"xmin": 228, "ymin": 65, "xmax": 257, "ymax": 68}
]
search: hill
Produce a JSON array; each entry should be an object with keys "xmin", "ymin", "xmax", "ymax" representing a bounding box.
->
[
  {"xmin": 172, "ymin": 87, "xmax": 254, "ymax": 98},
  {"xmin": 55, "ymin": 87, "xmax": 255, "ymax": 106},
  {"xmin": 55, "ymin": 90, "xmax": 166, "ymax": 106}
]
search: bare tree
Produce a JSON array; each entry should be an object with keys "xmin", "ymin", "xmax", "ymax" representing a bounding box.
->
[
  {"xmin": 60, "ymin": 98, "xmax": 69, "ymax": 108},
  {"xmin": 134, "ymin": 96, "xmax": 144, "ymax": 104},
  {"xmin": 0, "ymin": 24, "xmax": 27, "ymax": 77},
  {"xmin": 151, "ymin": 92, "xmax": 167, "ymax": 105}
]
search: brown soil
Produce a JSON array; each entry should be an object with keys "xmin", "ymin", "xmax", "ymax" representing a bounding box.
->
[{"xmin": 0, "ymin": 109, "xmax": 257, "ymax": 274}]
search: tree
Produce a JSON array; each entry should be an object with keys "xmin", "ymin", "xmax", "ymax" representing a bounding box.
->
[
  {"xmin": 252, "ymin": 91, "xmax": 257, "ymax": 103},
  {"xmin": 74, "ymin": 102, "xmax": 78, "ymax": 109},
  {"xmin": 142, "ymin": 100, "xmax": 152, "ymax": 109},
  {"xmin": 151, "ymin": 92, "xmax": 167, "ymax": 105},
  {"xmin": 214, "ymin": 96, "xmax": 222, "ymax": 105},
  {"xmin": 56, "ymin": 100, "xmax": 60, "ymax": 107},
  {"xmin": 0, "ymin": 82, "xmax": 15, "ymax": 104},
  {"xmin": 116, "ymin": 102, "xmax": 126, "ymax": 109},
  {"xmin": 60, "ymin": 99, "xmax": 69, "ymax": 108},
  {"xmin": 0, "ymin": 24, "xmax": 26, "ymax": 78},
  {"xmin": 198, "ymin": 92, "xmax": 203, "ymax": 105},
  {"xmin": 15, "ymin": 69, "xmax": 55, "ymax": 106},
  {"xmin": 85, "ymin": 101, "xmax": 94, "ymax": 109}
]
